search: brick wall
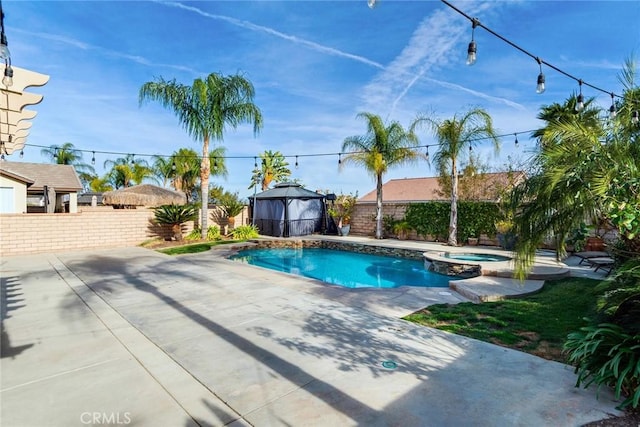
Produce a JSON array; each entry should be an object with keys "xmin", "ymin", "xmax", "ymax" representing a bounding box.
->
[{"xmin": 0, "ymin": 205, "xmax": 249, "ymax": 256}]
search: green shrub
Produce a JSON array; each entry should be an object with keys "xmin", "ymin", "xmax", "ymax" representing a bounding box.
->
[
  {"xmin": 404, "ymin": 201, "xmax": 500, "ymax": 241},
  {"xmin": 564, "ymin": 323, "xmax": 640, "ymax": 409},
  {"xmin": 153, "ymin": 204, "xmax": 198, "ymax": 241},
  {"xmin": 230, "ymin": 224, "xmax": 260, "ymax": 240},
  {"xmin": 185, "ymin": 225, "xmax": 221, "ymax": 241}
]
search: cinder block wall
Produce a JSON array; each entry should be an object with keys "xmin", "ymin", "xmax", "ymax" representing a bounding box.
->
[
  {"xmin": 0, "ymin": 205, "xmax": 249, "ymax": 256},
  {"xmin": 350, "ymin": 202, "xmax": 409, "ymax": 236}
]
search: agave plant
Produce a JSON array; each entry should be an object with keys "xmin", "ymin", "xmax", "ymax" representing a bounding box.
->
[{"xmin": 153, "ymin": 204, "xmax": 198, "ymax": 241}]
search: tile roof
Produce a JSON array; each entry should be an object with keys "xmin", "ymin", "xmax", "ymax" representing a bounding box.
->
[
  {"xmin": 358, "ymin": 172, "xmax": 525, "ymax": 203},
  {"xmin": 0, "ymin": 161, "xmax": 83, "ymax": 192}
]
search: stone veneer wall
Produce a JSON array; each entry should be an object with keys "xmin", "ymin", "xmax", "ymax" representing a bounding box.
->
[
  {"xmin": 0, "ymin": 205, "xmax": 249, "ymax": 256},
  {"xmin": 250, "ymin": 239, "xmax": 425, "ymax": 260}
]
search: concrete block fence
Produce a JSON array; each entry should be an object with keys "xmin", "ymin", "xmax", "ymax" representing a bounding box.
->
[{"xmin": 0, "ymin": 206, "xmax": 249, "ymax": 257}]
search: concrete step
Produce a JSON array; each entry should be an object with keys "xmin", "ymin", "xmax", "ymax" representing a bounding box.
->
[{"xmin": 450, "ymin": 276, "xmax": 545, "ymax": 303}]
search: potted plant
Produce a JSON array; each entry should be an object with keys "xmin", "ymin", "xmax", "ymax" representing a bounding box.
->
[
  {"xmin": 328, "ymin": 193, "xmax": 357, "ymax": 236},
  {"xmin": 495, "ymin": 218, "xmax": 516, "ymax": 250},
  {"xmin": 467, "ymin": 230, "xmax": 479, "ymax": 246}
]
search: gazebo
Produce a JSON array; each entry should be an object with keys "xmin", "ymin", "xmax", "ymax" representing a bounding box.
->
[
  {"xmin": 102, "ymin": 184, "xmax": 187, "ymax": 208},
  {"xmin": 251, "ymin": 182, "xmax": 326, "ymax": 237}
]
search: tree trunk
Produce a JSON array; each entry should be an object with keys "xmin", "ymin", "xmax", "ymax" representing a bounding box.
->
[
  {"xmin": 172, "ymin": 224, "xmax": 183, "ymax": 241},
  {"xmin": 200, "ymin": 136, "xmax": 210, "ymax": 239},
  {"xmin": 376, "ymin": 173, "xmax": 383, "ymax": 239},
  {"xmin": 448, "ymin": 158, "xmax": 458, "ymax": 246}
]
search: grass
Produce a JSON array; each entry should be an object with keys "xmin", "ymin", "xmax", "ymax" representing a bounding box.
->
[
  {"xmin": 158, "ymin": 239, "xmax": 241, "ymax": 255},
  {"xmin": 403, "ymin": 277, "xmax": 602, "ymax": 362}
]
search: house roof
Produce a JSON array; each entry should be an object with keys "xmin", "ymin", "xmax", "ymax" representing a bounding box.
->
[
  {"xmin": 254, "ymin": 182, "xmax": 325, "ymax": 200},
  {"xmin": 358, "ymin": 172, "xmax": 526, "ymax": 203},
  {"xmin": 0, "ymin": 161, "xmax": 83, "ymax": 192}
]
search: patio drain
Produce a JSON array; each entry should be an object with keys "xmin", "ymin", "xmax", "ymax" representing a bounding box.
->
[{"xmin": 381, "ymin": 360, "xmax": 397, "ymax": 369}]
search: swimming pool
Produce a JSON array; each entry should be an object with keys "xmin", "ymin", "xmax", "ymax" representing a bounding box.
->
[{"xmin": 230, "ymin": 247, "xmax": 454, "ymax": 289}]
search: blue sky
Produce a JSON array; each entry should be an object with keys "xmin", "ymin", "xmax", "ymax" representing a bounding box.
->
[{"xmin": 6, "ymin": 0, "xmax": 640, "ymax": 198}]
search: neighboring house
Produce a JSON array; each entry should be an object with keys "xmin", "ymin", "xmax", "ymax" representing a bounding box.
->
[
  {"xmin": 77, "ymin": 192, "xmax": 104, "ymax": 206},
  {"xmin": 358, "ymin": 172, "xmax": 526, "ymax": 203},
  {"xmin": 0, "ymin": 161, "xmax": 83, "ymax": 214}
]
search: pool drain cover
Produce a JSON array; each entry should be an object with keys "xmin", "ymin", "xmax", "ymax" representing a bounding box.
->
[{"xmin": 381, "ymin": 360, "xmax": 397, "ymax": 369}]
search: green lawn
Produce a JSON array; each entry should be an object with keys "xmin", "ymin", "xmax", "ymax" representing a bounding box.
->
[
  {"xmin": 403, "ymin": 277, "xmax": 602, "ymax": 362},
  {"xmin": 158, "ymin": 240, "xmax": 241, "ymax": 255}
]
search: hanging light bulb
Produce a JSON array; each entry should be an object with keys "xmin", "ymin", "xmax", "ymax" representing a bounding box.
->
[
  {"xmin": 213, "ymin": 157, "xmax": 218, "ymax": 168},
  {"xmin": 576, "ymin": 80, "xmax": 585, "ymax": 112},
  {"xmin": 171, "ymin": 161, "xmax": 176, "ymax": 171},
  {"xmin": 535, "ymin": 58, "xmax": 545, "ymax": 94},
  {"xmin": 466, "ymin": 19, "xmax": 479, "ymax": 66},
  {"xmin": 425, "ymin": 146, "xmax": 430, "ymax": 162},
  {"xmin": 19, "ymin": 148, "xmax": 23, "ymax": 158},
  {"xmin": 91, "ymin": 151, "xmax": 96, "ymax": 165},
  {"xmin": 254, "ymin": 156, "xmax": 257, "ymax": 168},
  {"xmin": 514, "ymin": 133, "xmax": 519, "ymax": 146},
  {"xmin": 53, "ymin": 148, "xmax": 58, "ymax": 159},
  {"xmin": 338, "ymin": 153, "xmax": 342, "ymax": 165},
  {"xmin": 367, "ymin": 0, "xmax": 377, "ymax": 9},
  {"xmin": 2, "ymin": 61, "xmax": 12, "ymax": 87},
  {"xmin": 0, "ymin": 33, "xmax": 9, "ymax": 61},
  {"xmin": 609, "ymin": 93, "xmax": 617, "ymax": 119},
  {"xmin": 632, "ymin": 110, "xmax": 639, "ymax": 125},
  {"xmin": 295, "ymin": 155, "xmax": 299, "ymax": 169}
]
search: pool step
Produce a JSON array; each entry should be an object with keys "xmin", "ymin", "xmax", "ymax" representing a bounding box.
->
[
  {"xmin": 450, "ymin": 276, "xmax": 544, "ymax": 303},
  {"xmin": 485, "ymin": 265, "xmax": 570, "ymax": 280}
]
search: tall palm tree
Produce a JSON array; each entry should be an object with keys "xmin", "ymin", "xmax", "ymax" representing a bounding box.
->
[
  {"xmin": 249, "ymin": 150, "xmax": 291, "ymax": 191},
  {"xmin": 411, "ymin": 108, "xmax": 499, "ymax": 246},
  {"xmin": 41, "ymin": 142, "xmax": 95, "ymax": 188},
  {"xmin": 140, "ymin": 73, "xmax": 263, "ymax": 238},
  {"xmin": 342, "ymin": 112, "xmax": 421, "ymax": 239}
]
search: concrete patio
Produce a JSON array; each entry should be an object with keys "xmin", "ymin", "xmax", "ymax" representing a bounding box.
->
[{"xmin": 0, "ymin": 239, "xmax": 620, "ymax": 426}]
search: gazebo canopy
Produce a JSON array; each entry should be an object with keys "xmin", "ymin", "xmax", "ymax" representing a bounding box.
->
[
  {"xmin": 254, "ymin": 182, "xmax": 325, "ymax": 200},
  {"xmin": 103, "ymin": 184, "xmax": 187, "ymax": 207}
]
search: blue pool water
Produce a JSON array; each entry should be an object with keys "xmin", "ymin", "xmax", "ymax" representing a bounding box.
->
[
  {"xmin": 443, "ymin": 253, "xmax": 511, "ymax": 262},
  {"xmin": 230, "ymin": 248, "xmax": 454, "ymax": 289}
]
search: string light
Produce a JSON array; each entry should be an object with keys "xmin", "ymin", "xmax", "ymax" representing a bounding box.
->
[
  {"xmin": 254, "ymin": 156, "xmax": 257, "ymax": 168},
  {"xmin": 2, "ymin": 59, "xmax": 12, "ymax": 87},
  {"xmin": 514, "ymin": 133, "xmax": 519, "ymax": 146},
  {"xmin": 295, "ymin": 155, "xmax": 299, "ymax": 169},
  {"xmin": 632, "ymin": 110, "xmax": 639, "ymax": 125},
  {"xmin": 338, "ymin": 153, "xmax": 342, "ymax": 165},
  {"xmin": 439, "ymin": 0, "xmax": 622, "ymax": 103},
  {"xmin": 171, "ymin": 161, "xmax": 176, "ymax": 171},
  {"xmin": 19, "ymin": 148, "xmax": 23, "ymax": 158},
  {"xmin": 608, "ymin": 93, "xmax": 617, "ymax": 119},
  {"xmin": 425, "ymin": 146, "xmax": 429, "ymax": 161},
  {"xmin": 576, "ymin": 80, "xmax": 585, "ymax": 112},
  {"xmin": 91, "ymin": 151, "xmax": 95, "ymax": 165},
  {"xmin": 466, "ymin": 18, "xmax": 478, "ymax": 66},
  {"xmin": 535, "ymin": 57, "xmax": 545, "ymax": 94}
]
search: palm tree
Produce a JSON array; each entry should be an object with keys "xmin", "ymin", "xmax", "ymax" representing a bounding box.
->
[
  {"xmin": 41, "ymin": 142, "xmax": 95, "ymax": 188},
  {"xmin": 104, "ymin": 154, "xmax": 153, "ymax": 189},
  {"xmin": 140, "ymin": 73, "xmax": 263, "ymax": 239},
  {"xmin": 249, "ymin": 150, "xmax": 291, "ymax": 191},
  {"xmin": 168, "ymin": 147, "xmax": 227, "ymax": 202},
  {"xmin": 342, "ymin": 112, "xmax": 421, "ymax": 239},
  {"xmin": 152, "ymin": 155, "xmax": 176, "ymax": 188},
  {"xmin": 411, "ymin": 108, "xmax": 499, "ymax": 246},
  {"xmin": 89, "ymin": 176, "xmax": 113, "ymax": 193},
  {"xmin": 511, "ymin": 60, "xmax": 640, "ymax": 276}
]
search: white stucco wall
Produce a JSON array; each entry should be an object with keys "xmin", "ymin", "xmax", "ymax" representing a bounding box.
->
[{"xmin": 0, "ymin": 175, "xmax": 27, "ymax": 213}]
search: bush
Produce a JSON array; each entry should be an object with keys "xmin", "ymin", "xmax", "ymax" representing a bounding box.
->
[
  {"xmin": 153, "ymin": 204, "xmax": 198, "ymax": 241},
  {"xmin": 229, "ymin": 224, "xmax": 260, "ymax": 240},
  {"xmin": 564, "ymin": 259, "xmax": 640, "ymax": 409},
  {"xmin": 185, "ymin": 225, "xmax": 221, "ymax": 241},
  {"xmin": 564, "ymin": 323, "xmax": 639, "ymax": 409}
]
